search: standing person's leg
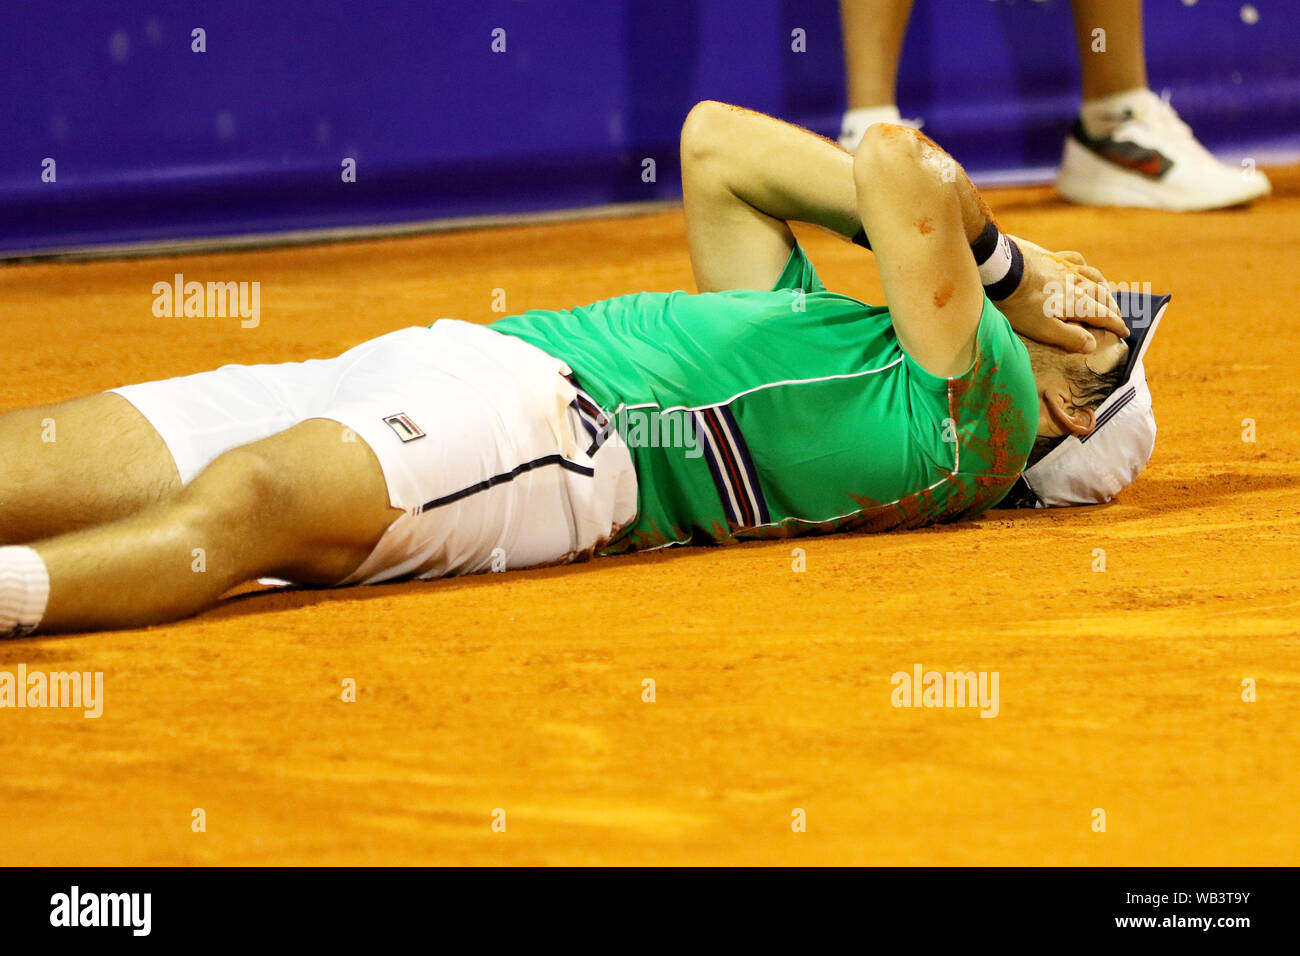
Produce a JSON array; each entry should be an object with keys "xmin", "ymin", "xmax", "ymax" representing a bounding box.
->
[
  {"xmin": 1060, "ymin": 0, "xmax": 1271, "ymax": 209},
  {"xmin": 839, "ymin": 0, "xmax": 915, "ymax": 150},
  {"xmin": 0, "ymin": 418, "xmax": 402, "ymax": 634},
  {"xmin": 1069, "ymin": 0, "xmax": 1146, "ymax": 101}
]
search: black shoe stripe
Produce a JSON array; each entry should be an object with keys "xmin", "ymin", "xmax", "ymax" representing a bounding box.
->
[{"xmin": 1071, "ymin": 119, "xmax": 1173, "ymax": 180}]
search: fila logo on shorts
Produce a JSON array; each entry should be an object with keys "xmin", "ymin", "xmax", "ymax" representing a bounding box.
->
[{"xmin": 384, "ymin": 413, "xmax": 426, "ymax": 443}]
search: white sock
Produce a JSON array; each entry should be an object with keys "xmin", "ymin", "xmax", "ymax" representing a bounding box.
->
[
  {"xmin": 839, "ymin": 104, "xmax": 903, "ymax": 150},
  {"xmin": 1079, "ymin": 87, "xmax": 1155, "ymax": 137},
  {"xmin": 0, "ymin": 546, "xmax": 51, "ymax": 637}
]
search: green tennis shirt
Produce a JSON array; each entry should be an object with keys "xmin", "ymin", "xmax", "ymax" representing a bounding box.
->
[{"xmin": 490, "ymin": 243, "xmax": 1038, "ymax": 553}]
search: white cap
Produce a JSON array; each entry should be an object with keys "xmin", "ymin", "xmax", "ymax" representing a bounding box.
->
[{"xmin": 1001, "ymin": 292, "xmax": 1169, "ymax": 509}]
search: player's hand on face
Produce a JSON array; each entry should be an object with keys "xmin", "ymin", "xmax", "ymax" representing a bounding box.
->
[{"xmin": 998, "ymin": 235, "xmax": 1129, "ymax": 353}]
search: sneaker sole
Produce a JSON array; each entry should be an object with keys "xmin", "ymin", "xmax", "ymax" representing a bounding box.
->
[{"xmin": 1056, "ymin": 138, "xmax": 1271, "ymax": 211}]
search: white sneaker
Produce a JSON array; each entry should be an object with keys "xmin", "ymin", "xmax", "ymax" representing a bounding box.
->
[
  {"xmin": 838, "ymin": 105, "xmax": 923, "ymax": 152},
  {"xmin": 1056, "ymin": 88, "xmax": 1271, "ymax": 211}
]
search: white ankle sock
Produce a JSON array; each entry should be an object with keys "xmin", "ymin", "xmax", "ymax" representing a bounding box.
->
[
  {"xmin": 1079, "ymin": 87, "xmax": 1155, "ymax": 136},
  {"xmin": 839, "ymin": 105, "xmax": 903, "ymax": 149},
  {"xmin": 0, "ymin": 546, "xmax": 51, "ymax": 637}
]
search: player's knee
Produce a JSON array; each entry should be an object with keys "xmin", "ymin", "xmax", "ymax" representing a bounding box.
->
[{"xmin": 181, "ymin": 447, "xmax": 284, "ymax": 532}]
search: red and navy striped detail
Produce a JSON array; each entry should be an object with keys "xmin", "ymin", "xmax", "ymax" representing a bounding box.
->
[
  {"xmin": 692, "ymin": 405, "xmax": 769, "ymax": 529},
  {"xmin": 572, "ymin": 388, "xmax": 612, "ymax": 457}
]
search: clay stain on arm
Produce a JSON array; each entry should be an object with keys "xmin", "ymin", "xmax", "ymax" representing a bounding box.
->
[{"xmin": 933, "ymin": 278, "xmax": 955, "ymax": 309}]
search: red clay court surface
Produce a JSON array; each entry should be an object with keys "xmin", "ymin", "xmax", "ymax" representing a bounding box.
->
[{"xmin": 2, "ymin": 170, "xmax": 1298, "ymax": 865}]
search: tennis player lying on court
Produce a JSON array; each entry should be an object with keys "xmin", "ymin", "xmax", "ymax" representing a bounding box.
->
[{"xmin": 0, "ymin": 101, "xmax": 1165, "ymax": 635}]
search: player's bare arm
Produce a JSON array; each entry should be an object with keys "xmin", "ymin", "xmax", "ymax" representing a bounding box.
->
[
  {"xmin": 679, "ymin": 100, "xmax": 1126, "ymax": 357},
  {"xmin": 681, "ymin": 100, "xmax": 859, "ymax": 291},
  {"xmin": 851, "ymin": 121, "xmax": 986, "ymax": 375}
]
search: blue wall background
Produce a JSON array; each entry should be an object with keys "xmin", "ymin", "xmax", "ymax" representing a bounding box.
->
[{"xmin": 2, "ymin": 0, "xmax": 1297, "ymax": 255}]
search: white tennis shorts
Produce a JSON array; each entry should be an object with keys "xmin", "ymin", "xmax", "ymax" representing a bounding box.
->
[{"xmin": 109, "ymin": 320, "xmax": 638, "ymax": 585}]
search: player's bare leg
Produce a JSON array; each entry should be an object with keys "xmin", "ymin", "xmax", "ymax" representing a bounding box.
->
[
  {"xmin": 0, "ymin": 393, "xmax": 181, "ymax": 545},
  {"xmin": 838, "ymin": 0, "xmax": 915, "ymax": 149},
  {"xmin": 1, "ymin": 418, "xmax": 402, "ymax": 634}
]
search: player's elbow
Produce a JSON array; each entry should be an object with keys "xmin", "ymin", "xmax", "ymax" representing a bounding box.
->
[
  {"xmin": 854, "ymin": 124, "xmax": 923, "ymax": 179},
  {"xmin": 853, "ymin": 123, "xmax": 940, "ymax": 198},
  {"xmin": 680, "ymin": 100, "xmax": 734, "ymax": 169}
]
